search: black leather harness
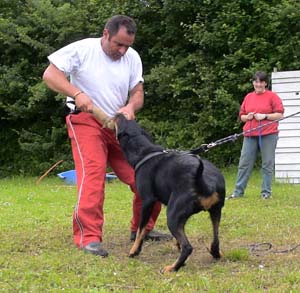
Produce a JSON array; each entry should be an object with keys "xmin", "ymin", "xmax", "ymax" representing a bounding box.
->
[{"xmin": 134, "ymin": 150, "xmax": 197, "ymax": 172}]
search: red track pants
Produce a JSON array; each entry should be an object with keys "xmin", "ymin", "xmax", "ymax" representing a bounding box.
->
[{"xmin": 66, "ymin": 113, "xmax": 161, "ymax": 248}]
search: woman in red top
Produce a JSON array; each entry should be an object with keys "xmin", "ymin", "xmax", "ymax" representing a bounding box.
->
[{"xmin": 229, "ymin": 71, "xmax": 284, "ymax": 199}]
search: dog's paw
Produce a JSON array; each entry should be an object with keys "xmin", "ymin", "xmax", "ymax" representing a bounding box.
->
[
  {"xmin": 210, "ymin": 249, "xmax": 223, "ymax": 259},
  {"xmin": 160, "ymin": 265, "xmax": 175, "ymax": 274},
  {"xmin": 128, "ymin": 249, "xmax": 140, "ymax": 258}
]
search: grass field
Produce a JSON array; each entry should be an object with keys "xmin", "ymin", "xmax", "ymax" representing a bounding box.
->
[{"xmin": 0, "ymin": 168, "xmax": 300, "ymax": 292}]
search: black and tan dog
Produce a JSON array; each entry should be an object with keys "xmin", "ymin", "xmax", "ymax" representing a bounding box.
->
[{"xmin": 116, "ymin": 114, "xmax": 225, "ymax": 273}]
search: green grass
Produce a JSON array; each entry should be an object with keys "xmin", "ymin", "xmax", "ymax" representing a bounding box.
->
[{"xmin": 1, "ymin": 168, "xmax": 300, "ymax": 292}]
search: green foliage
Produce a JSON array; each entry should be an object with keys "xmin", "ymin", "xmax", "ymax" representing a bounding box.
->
[
  {"xmin": 0, "ymin": 0, "xmax": 299, "ymax": 175},
  {"xmin": 0, "ymin": 0, "xmax": 109, "ymax": 176}
]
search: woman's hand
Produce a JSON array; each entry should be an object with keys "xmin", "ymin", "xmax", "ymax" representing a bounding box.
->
[
  {"xmin": 246, "ymin": 112, "xmax": 254, "ymax": 120},
  {"xmin": 254, "ymin": 113, "xmax": 267, "ymax": 121}
]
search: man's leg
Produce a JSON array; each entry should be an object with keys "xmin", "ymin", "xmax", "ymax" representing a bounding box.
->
[
  {"xmin": 67, "ymin": 113, "xmax": 108, "ymax": 253},
  {"xmin": 106, "ymin": 135, "xmax": 161, "ymax": 233}
]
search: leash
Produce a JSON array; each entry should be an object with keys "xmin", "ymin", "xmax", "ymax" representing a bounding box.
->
[
  {"xmin": 198, "ymin": 238, "xmax": 300, "ymax": 256},
  {"xmin": 248, "ymin": 242, "xmax": 300, "ymax": 256},
  {"xmin": 190, "ymin": 111, "xmax": 300, "ymax": 155}
]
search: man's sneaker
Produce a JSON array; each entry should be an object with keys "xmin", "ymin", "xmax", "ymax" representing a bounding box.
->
[
  {"xmin": 146, "ymin": 230, "xmax": 173, "ymax": 241},
  {"xmin": 82, "ymin": 241, "xmax": 108, "ymax": 257},
  {"xmin": 130, "ymin": 230, "xmax": 173, "ymax": 242},
  {"xmin": 227, "ymin": 193, "xmax": 243, "ymax": 200},
  {"xmin": 261, "ymin": 193, "xmax": 271, "ymax": 199}
]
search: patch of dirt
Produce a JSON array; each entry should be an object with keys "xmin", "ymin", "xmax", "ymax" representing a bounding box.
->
[
  {"xmin": 103, "ymin": 233, "xmax": 225, "ymax": 271},
  {"xmin": 102, "ymin": 232, "xmax": 300, "ymax": 272}
]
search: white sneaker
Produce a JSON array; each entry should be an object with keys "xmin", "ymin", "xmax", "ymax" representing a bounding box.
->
[{"xmin": 227, "ymin": 194, "xmax": 243, "ymax": 200}]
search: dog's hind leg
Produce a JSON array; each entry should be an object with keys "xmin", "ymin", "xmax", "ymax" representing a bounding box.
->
[
  {"xmin": 129, "ymin": 198, "xmax": 155, "ymax": 257},
  {"xmin": 161, "ymin": 200, "xmax": 194, "ymax": 273},
  {"xmin": 208, "ymin": 203, "xmax": 222, "ymax": 259}
]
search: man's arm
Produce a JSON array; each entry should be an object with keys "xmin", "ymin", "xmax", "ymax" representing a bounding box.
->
[
  {"xmin": 117, "ymin": 82, "xmax": 144, "ymax": 120},
  {"xmin": 43, "ymin": 64, "xmax": 93, "ymax": 113}
]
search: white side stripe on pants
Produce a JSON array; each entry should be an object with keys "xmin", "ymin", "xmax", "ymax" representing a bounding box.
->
[{"xmin": 68, "ymin": 115, "xmax": 85, "ymax": 248}]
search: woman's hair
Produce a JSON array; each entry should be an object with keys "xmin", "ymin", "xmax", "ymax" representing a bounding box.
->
[
  {"xmin": 252, "ymin": 71, "xmax": 268, "ymax": 83},
  {"xmin": 104, "ymin": 15, "xmax": 137, "ymax": 37}
]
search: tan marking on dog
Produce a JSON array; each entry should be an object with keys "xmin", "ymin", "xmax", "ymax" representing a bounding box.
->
[
  {"xmin": 160, "ymin": 259, "xmax": 179, "ymax": 274},
  {"xmin": 198, "ymin": 192, "xmax": 219, "ymax": 210},
  {"xmin": 160, "ymin": 255, "xmax": 183, "ymax": 274},
  {"xmin": 129, "ymin": 227, "xmax": 147, "ymax": 256},
  {"xmin": 161, "ymin": 264, "xmax": 176, "ymax": 274}
]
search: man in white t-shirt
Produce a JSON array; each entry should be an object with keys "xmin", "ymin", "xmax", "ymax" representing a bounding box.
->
[{"xmin": 43, "ymin": 15, "xmax": 170, "ymax": 257}]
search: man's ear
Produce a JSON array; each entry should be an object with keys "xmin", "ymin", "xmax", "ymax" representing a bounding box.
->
[{"xmin": 102, "ymin": 29, "xmax": 109, "ymax": 40}]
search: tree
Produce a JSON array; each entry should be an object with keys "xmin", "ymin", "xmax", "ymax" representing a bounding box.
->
[{"xmin": 0, "ymin": 0, "xmax": 299, "ymax": 176}]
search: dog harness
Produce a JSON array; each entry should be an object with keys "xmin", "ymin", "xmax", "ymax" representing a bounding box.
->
[
  {"xmin": 134, "ymin": 151, "xmax": 168, "ymax": 172},
  {"xmin": 134, "ymin": 150, "xmax": 197, "ymax": 173}
]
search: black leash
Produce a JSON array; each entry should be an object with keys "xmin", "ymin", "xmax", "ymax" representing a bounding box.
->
[
  {"xmin": 190, "ymin": 111, "xmax": 300, "ymax": 155},
  {"xmin": 248, "ymin": 242, "xmax": 300, "ymax": 256}
]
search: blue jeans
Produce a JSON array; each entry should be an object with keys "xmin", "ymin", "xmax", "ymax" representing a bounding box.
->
[{"xmin": 233, "ymin": 133, "xmax": 278, "ymax": 196}]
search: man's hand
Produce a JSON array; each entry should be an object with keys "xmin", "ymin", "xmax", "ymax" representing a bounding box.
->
[
  {"xmin": 75, "ymin": 93, "xmax": 94, "ymax": 113},
  {"xmin": 254, "ymin": 113, "xmax": 267, "ymax": 121},
  {"xmin": 117, "ymin": 104, "xmax": 135, "ymax": 120}
]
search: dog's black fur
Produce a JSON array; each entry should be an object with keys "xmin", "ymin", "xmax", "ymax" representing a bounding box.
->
[{"xmin": 116, "ymin": 114, "xmax": 225, "ymax": 272}]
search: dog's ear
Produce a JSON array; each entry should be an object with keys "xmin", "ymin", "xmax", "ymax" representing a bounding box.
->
[
  {"xmin": 115, "ymin": 113, "xmax": 144, "ymax": 139},
  {"xmin": 115, "ymin": 113, "xmax": 128, "ymax": 136}
]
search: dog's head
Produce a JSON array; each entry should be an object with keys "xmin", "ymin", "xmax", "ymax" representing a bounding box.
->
[
  {"xmin": 115, "ymin": 113, "xmax": 163, "ymax": 167},
  {"xmin": 115, "ymin": 113, "xmax": 143, "ymax": 142}
]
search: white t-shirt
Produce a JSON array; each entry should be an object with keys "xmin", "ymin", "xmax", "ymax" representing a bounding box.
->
[{"xmin": 48, "ymin": 38, "xmax": 144, "ymax": 117}]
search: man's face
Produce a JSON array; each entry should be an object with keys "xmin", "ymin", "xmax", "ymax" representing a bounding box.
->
[{"xmin": 101, "ymin": 26, "xmax": 135, "ymax": 60}]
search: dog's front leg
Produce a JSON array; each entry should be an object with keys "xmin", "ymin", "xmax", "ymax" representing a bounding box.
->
[
  {"xmin": 129, "ymin": 197, "xmax": 156, "ymax": 257},
  {"xmin": 129, "ymin": 227, "xmax": 147, "ymax": 257}
]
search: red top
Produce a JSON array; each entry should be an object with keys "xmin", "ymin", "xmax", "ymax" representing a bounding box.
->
[{"xmin": 239, "ymin": 90, "xmax": 284, "ymax": 137}]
